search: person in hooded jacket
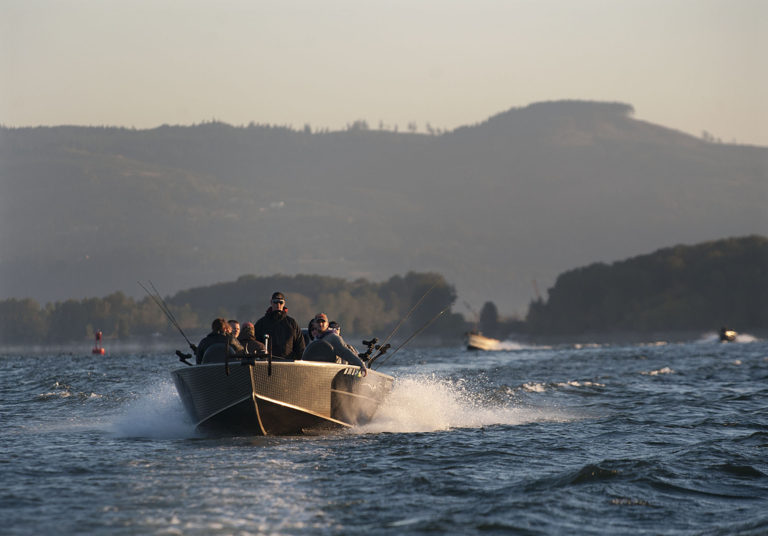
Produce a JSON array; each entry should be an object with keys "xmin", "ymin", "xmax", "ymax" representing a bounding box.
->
[
  {"xmin": 195, "ymin": 317, "xmax": 244, "ymax": 364},
  {"xmin": 304, "ymin": 313, "xmax": 367, "ymax": 375},
  {"xmin": 252, "ymin": 292, "xmax": 305, "ymax": 360},
  {"xmin": 238, "ymin": 322, "xmax": 267, "ymax": 355},
  {"xmin": 328, "ymin": 320, "xmax": 360, "ymax": 356},
  {"xmin": 302, "ymin": 318, "xmax": 318, "ymax": 346}
]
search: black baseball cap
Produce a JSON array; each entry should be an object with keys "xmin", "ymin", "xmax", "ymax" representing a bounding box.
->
[{"xmin": 271, "ymin": 292, "xmax": 285, "ymax": 301}]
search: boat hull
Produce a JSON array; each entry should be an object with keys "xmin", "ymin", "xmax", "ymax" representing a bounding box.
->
[{"xmin": 171, "ymin": 360, "xmax": 393, "ymax": 436}]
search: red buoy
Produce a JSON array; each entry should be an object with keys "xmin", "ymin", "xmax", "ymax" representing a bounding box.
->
[{"xmin": 92, "ymin": 331, "xmax": 105, "ymax": 355}]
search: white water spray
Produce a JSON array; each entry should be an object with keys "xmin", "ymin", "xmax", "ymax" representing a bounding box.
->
[
  {"xmin": 109, "ymin": 379, "xmax": 198, "ymax": 439},
  {"xmin": 357, "ymin": 373, "xmax": 577, "ymax": 434}
]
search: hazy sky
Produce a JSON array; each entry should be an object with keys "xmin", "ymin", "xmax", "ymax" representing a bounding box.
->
[{"xmin": 2, "ymin": 0, "xmax": 766, "ymax": 145}]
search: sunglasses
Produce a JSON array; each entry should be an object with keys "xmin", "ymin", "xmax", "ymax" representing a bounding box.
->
[
  {"xmin": 315, "ymin": 318, "xmax": 327, "ymax": 323},
  {"xmin": 272, "ymin": 299, "xmax": 285, "ymax": 305}
]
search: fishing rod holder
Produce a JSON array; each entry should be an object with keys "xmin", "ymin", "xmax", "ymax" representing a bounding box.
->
[
  {"xmin": 359, "ymin": 338, "xmax": 379, "ymax": 360},
  {"xmin": 176, "ymin": 350, "xmax": 193, "ymax": 366},
  {"xmin": 238, "ymin": 351, "xmax": 271, "ymax": 366}
]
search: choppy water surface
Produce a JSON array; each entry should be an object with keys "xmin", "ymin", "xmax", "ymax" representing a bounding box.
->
[{"xmin": 2, "ymin": 335, "xmax": 767, "ymax": 535}]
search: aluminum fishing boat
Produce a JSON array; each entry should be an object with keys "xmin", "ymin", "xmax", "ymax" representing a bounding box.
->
[{"xmin": 172, "ymin": 357, "xmax": 393, "ymax": 436}]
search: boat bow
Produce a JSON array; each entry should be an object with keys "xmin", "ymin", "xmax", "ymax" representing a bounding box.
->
[{"xmin": 172, "ymin": 360, "xmax": 393, "ymax": 436}]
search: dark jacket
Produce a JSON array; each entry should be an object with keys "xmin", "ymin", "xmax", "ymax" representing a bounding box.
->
[
  {"xmin": 195, "ymin": 332, "xmax": 244, "ymax": 365},
  {"xmin": 238, "ymin": 334, "xmax": 267, "ymax": 355},
  {"xmin": 311, "ymin": 331, "xmax": 365, "ymax": 368},
  {"xmin": 253, "ymin": 309, "xmax": 306, "ymax": 359}
]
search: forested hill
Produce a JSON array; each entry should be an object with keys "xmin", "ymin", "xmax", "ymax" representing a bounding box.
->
[
  {"xmin": 0, "ymin": 271, "xmax": 466, "ymax": 345},
  {"xmin": 0, "ymin": 237, "xmax": 765, "ymax": 344},
  {"xmin": 1, "ymin": 100, "xmax": 766, "ymax": 314},
  {"xmin": 523, "ymin": 235, "xmax": 768, "ymax": 335}
]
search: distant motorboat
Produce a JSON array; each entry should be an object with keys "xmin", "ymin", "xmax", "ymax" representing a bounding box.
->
[
  {"xmin": 719, "ymin": 327, "xmax": 737, "ymax": 342},
  {"xmin": 466, "ymin": 331, "xmax": 502, "ymax": 351}
]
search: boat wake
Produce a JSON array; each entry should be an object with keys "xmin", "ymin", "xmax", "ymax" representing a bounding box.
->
[
  {"xmin": 697, "ymin": 332, "xmax": 761, "ymax": 344},
  {"xmin": 496, "ymin": 339, "xmax": 550, "ymax": 351},
  {"xmin": 106, "ymin": 374, "xmax": 579, "ymax": 439},
  {"xmin": 109, "ymin": 379, "xmax": 198, "ymax": 439},
  {"xmin": 356, "ymin": 373, "xmax": 577, "ymax": 435}
]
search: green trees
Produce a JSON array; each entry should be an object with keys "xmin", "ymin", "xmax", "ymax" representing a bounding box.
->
[
  {"xmin": 2, "ymin": 235, "xmax": 764, "ymax": 344},
  {"xmin": 0, "ymin": 272, "xmax": 462, "ymax": 344},
  {"xmin": 526, "ymin": 235, "xmax": 768, "ymax": 335},
  {"xmin": 478, "ymin": 301, "xmax": 500, "ymax": 337},
  {"xmin": 0, "ymin": 299, "xmax": 47, "ymax": 343},
  {"xmin": 0, "ymin": 292, "xmax": 178, "ymax": 344}
]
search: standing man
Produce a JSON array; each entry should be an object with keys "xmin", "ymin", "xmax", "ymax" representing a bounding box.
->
[{"xmin": 253, "ymin": 292, "xmax": 305, "ymax": 359}]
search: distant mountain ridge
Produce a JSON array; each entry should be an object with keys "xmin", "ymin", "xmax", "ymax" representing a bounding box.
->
[{"xmin": 1, "ymin": 100, "xmax": 766, "ymax": 312}]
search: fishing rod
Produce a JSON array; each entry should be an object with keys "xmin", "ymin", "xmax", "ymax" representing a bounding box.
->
[
  {"xmin": 147, "ymin": 281, "xmax": 197, "ymax": 358},
  {"xmin": 138, "ymin": 281, "xmax": 196, "ymax": 365},
  {"xmin": 369, "ymin": 304, "xmax": 451, "ymax": 369},
  {"xmin": 146, "ymin": 281, "xmax": 179, "ymax": 327},
  {"xmin": 370, "ymin": 283, "xmax": 437, "ymax": 361}
]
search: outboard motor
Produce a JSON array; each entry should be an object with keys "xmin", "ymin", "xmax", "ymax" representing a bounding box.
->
[
  {"xmin": 202, "ymin": 343, "xmax": 239, "ymax": 364},
  {"xmin": 302, "ymin": 340, "xmax": 338, "ymax": 362}
]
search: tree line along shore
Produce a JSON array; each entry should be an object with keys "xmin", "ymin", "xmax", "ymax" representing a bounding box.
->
[{"xmin": 0, "ymin": 236, "xmax": 765, "ymax": 345}]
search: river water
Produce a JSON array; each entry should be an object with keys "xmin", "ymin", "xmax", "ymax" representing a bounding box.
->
[{"xmin": 2, "ymin": 334, "xmax": 767, "ymax": 535}]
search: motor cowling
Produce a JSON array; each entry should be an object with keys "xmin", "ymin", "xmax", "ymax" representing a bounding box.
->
[{"xmin": 302, "ymin": 340, "xmax": 338, "ymax": 362}]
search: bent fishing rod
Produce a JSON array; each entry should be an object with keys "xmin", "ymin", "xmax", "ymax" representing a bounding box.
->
[
  {"xmin": 138, "ymin": 281, "xmax": 196, "ymax": 365},
  {"xmin": 368, "ymin": 304, "xmax": 451, "ymax": 369},
  {"xmin": 369, "ymin": 283, "xmax": 437, "ymax": 362}
]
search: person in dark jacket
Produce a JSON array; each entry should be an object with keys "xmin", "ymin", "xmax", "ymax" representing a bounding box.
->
[
  {"xmin": 329, "ymin": 320, "xmax": 360, "ymax": 356},
  {"xmin": 195, "ymin": 317, "xmax": 244, "ymax": 364},
  {"xmin": 253, "ymin": 292, "xmax": 306, "ymax": 359},
  {"xmin": 238, "ymin": 322, "xmax": 267, "ymax": 354},
  {"xmin": 302, "ymin": 319, "xmax": 318, "ymax": 346},
  {"xmin": 304, "ymin": 322, "xmax": 367, "ymax": 375},
  {"xmin": 228, "ymin": 319, "xmax": 241, "ymax": 339}
]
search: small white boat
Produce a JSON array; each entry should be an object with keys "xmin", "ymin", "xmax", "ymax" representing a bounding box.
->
[
  {"xmin": 172, "ymin": 356, "xmax": 393, "ymax": 436},
  {"xmin": 719, "ymin": 327, "xmax": 737, "ymax": 342},
  {"xmin": 466, "ymin": 331, "xmax": 502, "ymax": 351}
]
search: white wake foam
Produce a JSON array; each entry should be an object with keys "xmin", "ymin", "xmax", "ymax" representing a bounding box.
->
[
  {"xmin": 357, "ymin": 374, "xmax": 576, "ymax": 434},
  {"xmin": 109, "ymin": 374, "xmax": 580, "ymax": 439},
  {"xmin": 495, "ymin": 339, "xmax": 551, "ymax": 351},
  {"xmin": 109, "ymin": 379, "xmax": 198, "ymax": 439},
  {"xmin": 697, "ymin": 332, "xmax": 761, "ymax": 344}
]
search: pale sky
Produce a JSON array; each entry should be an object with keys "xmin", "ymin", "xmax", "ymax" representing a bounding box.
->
[{"xmin": 2, "ymin": 0, "xmax": 766, "ymax": 145}]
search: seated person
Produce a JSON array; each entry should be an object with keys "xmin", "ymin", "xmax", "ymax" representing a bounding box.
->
[
  {"xmin": 329, "ymin": 320, "xmax": 360, "ymax": 355},
  {"xmin": 302, "ymin": 314, "xmax": 367, "ymax": 375},
  {"xmin": 196, "ymin": 317, "xmax": 244, "ymax": 364},
  {"xmin": 328, "ymin": 320, "xmax": 359, "ymax": 354},
  {"xmin": 302, "ymin": 319, "xmax": 317, "ymax": 346},
  {"xmin": 228, "ymin": 319, "xmax": 241, "ymax": 339},
  {"xmin": 313, "ymin": 313, "xmax": 330, "ymax": 335},
  {"xmin": 309, "ymin": 320, "xmax": 322, "ymax": 341},
  {"xmin": 238, "ymin": 322, "xmax": 267, "ymax": 355}
]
